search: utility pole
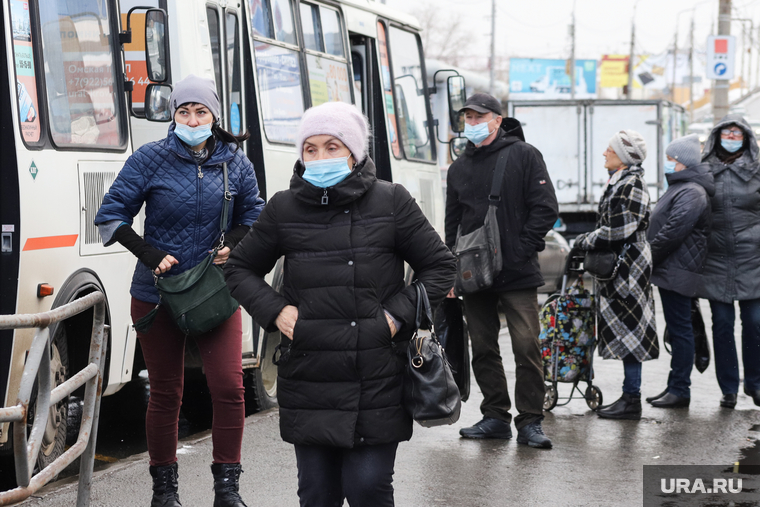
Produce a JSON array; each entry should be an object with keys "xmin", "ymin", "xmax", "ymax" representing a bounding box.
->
[
  {"xmin": 672, "ymin": 32, "xmax": 678, "ymax": 103},
  {"xmin": 713, "ymin": 0, "xmax": 731, "ymax": 123},
  {"xmin": 489, "ymin": 0, "xmax": 496, "ymax": 95},
  {"xmin": 627, "ymin": 10, "xmax": 635, "ymax": 99},
  {"xmin": 689, "ymin": 16, "xmax": 695, "ymax": 123},
  {"xmin": 570, "ymin": 10, "xmax": 576, "ymax": 99}
]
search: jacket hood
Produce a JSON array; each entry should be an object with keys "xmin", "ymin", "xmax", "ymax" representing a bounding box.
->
[
  {"xmin": 665, "ymin": 162, "xmax": 716, "ymax": 196},
  {"xmin": 500, "ymin": 117, "xmax": 525, "ymax": 141},
  {"xmin": 166, "ymin": 123, "xmax": 235, "ymax": 166},
  {"xmin": 703, "ymin": 113, "xmax": 760, "ymax": 163},
  {"xmin": 290, "ymin": 156, "xmax": 377, "ymax": 206}
]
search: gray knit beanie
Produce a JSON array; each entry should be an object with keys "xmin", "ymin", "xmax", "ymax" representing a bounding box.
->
[
  {"xmin": 609, "ymin": 130, "xmax": 647, "ymax": 167},
  {"xmin": 665, "ymin": 134, "xmax": 701, "ymax": 168},
  {"xmin": 296, "ymin": 102, "xmax": 369, "ymax": 162},
  {"xmin": 170, "ymin": 74, "xmax": 220, "ymax": 121}
]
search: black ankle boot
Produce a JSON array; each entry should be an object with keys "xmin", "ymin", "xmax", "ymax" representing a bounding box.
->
[
  {"xmin": 597, "ymin": 393, "xmax": 642, "ymax": 420},
  {"xmin": 149, "ymin": 463, "xmax": 181, "ymax": 507},
  {"xmin": 211, "ymin": 463, "xmax": 248, "ymax": 507}
]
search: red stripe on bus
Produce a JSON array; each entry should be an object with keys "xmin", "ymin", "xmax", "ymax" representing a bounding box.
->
[{"xmin": 22, "ymin": 235, "xmax": 78, "ymax": 251}]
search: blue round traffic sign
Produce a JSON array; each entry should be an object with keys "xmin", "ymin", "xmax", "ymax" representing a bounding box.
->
[{"xmin": 714, "ymin": 63, "xmax": 727, "ymax": 76}]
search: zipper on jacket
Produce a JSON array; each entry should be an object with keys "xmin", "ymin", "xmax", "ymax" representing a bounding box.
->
[
  {"xmin": 197, "ymin": 164, "xmax": 204, "ymax": 179},
  {"xmin": 321, "ymin": 189, "xmax": 328, "ymax": 205}
]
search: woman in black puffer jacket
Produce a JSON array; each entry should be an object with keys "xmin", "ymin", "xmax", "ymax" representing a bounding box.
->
[
  {"xmin": 646, "ymin": 134, "xmax": 714, "ymax": 409},
  {"xmin": 225, "ymin": 101, "xmax": 456, "ymax": 507}
]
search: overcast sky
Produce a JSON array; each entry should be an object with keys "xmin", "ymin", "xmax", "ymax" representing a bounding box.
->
[{"xmin": 384, "ymin": 0, "xmax": 760, "ymax": 61}]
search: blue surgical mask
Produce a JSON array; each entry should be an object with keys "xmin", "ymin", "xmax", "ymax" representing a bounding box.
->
[
  {"xmin": 302, "ymin": 157, "xmax": 352, "ymax": 188},
  {"xmin": 721, "ymin": 138, "xmax": 744, "ymax": 153},
  {"xmin": 664, "ymin": 160, "xmax": 677, "ymax": 174},
  {"xmin": 175, "ymin": 123, "xmax": 213, "ymax": 146},
  {"xmin": 464, "ymin": 121, "xmax": 494, "ymax": 145}
]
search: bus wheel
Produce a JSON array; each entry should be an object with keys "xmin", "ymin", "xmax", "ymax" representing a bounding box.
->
[
  {"xmin": 244, "ymin": 327, "xmax": 278, "ymax": 414},
  {"xmin": 28, "ymin": 325, "xmax": 69, "ymax": 473}
]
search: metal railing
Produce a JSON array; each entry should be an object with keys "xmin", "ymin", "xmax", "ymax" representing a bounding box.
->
[{"xmin": 0, "ymin": 292, "xmax": 108, "ymax": 506}]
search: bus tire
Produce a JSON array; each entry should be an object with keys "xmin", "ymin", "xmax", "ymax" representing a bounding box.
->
[{"xmin": 32, "ymin": 325, "xmax": 69, "ymax": 472}]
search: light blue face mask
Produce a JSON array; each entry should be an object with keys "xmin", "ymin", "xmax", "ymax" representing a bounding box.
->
[
  {"xmin": 664, "ymin": 160, "xmax": 677, "ymax": 174},
  {"xmin": 464, "ymin": 121, "xmax": 494, "ymax": 145},
  {"xmin": 175, "ymin": 123, "xmax": 213, "ymax": 146},
  {"xmin": 303, "ymin": 156, "xmax": 352, "ymax": 188},
  {"xmin": 721, "ymin": 138, "xmax": 744, "ymax": 153}
]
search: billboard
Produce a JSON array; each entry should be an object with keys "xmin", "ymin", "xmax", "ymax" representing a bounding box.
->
[
  {"xmin": 509, "ymin": 58, "xmax": 597, "ymax": 99},
  {"xmin": 600, "ymin": 55, "xmax": 629, "ymax": 88}
]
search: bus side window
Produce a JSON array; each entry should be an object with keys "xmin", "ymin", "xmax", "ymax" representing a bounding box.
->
[
  {"xmin": 9, "ymin": 0, "xmax": 43, "ymax": 146},
  {"xmin": 226, "ymin": 12, "xmax": 244, "ymax": 136},
  {"xmin": 39, "ymin": 0, "xmax": 125, "ymax": 149},
  {"xmin": 299, "ymin": 3, "xmax": 351, "ymax": 108},
  {"xmin": 249, "ymin": 1, "xmax": 304, "ymax": 144},
  {"xmin": 207, "ymin": 7, "xmax": 225, "ymax": 121},
  {"xmin": 376, "ymin": 22, "xmax": 401, "ymax": 159},
  {"xmin": 387, "ymin": 27, "xmax": 434, "ymax": 162}
]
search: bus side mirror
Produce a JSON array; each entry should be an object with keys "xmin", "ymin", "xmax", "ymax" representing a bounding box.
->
[
  {"xmin": 447, "ymin": 76, "xmax": 466, "ymax": 133},
  {"xmin": 145, "ymin": 9, "xmax": 169, "ymax": 83},
  {"xmin": 145, "ymin": 84, "xmax": 172, "ymax": 122},
  {"xmin": 450, "ymin": 137, "xmax": 468, "ymax": 160}
]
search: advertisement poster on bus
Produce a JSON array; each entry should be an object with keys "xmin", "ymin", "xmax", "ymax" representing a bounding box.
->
[
  {"xmin": 120, "ymin": 0, "xmax": 159, "ymax": 110},
  {"xmin": 11, "ymin": 0, "xmax": 41, "ymax": 143},
  {"xmin": 509, "ymin": 58, "xmax": 597, "ymax": 99},
  {"xmin": 307, "ymin": 55, "xmax": 351, "ymax": 107},
  {"xmin": 254, "ymin": 44, "xmax": 305, "ymax": 144}
]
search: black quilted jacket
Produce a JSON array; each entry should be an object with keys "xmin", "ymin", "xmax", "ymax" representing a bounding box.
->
[
  {"xmin": 647, "ymin": 163, "xmax": 715, "ymax": 297},
  {"xmin": 225, "ymin": 157, "xmax": 456, "ymax": 448}
]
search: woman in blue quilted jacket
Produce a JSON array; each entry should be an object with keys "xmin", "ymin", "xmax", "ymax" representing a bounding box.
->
[{"xmin": 95, "ymin": 75, "xmax": 263, "ymax": 507}]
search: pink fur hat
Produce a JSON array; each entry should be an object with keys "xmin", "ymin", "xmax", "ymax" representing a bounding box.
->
[{"xmin": 296, "ymin": 101, "xmax": 369, "ymax": 162}]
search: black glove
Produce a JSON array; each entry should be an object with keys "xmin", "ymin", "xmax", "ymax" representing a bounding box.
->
[
  {"xmin": 222, "ymin": 224, "xmax": 251, "ymax": 250},
  {"xmin": 113, "ymin": 225, "xmax": 168, "ymax": 271}
]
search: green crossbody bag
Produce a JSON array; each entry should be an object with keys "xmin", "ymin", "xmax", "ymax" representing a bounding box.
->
[{"xmin": 134, "ymin": 162, "xmax": 239, "ymax": 336}]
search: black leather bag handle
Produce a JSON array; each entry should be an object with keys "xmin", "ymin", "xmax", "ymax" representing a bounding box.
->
[{"xmin": 413, "ymin": 281, "xmax": 434, "ymax": 331}]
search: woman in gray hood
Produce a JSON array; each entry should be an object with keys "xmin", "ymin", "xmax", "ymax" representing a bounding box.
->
[
  {"xmin": 646, "ymin": 134, "xmax": 715, "ymax": 409},
  {"xmin": 699, "ymin": 114, "xmax": 760, "ymax": 409}
]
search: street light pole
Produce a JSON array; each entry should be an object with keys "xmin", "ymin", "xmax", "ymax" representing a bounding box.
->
[
  {"xmin": 713, "ymin": 0, "xmax": 731, "ymax": 123},
  {"xmin": 627, "ymin": 8, "xmax": 635, "ymax": 99},
  {"xmin": 489, "ymin": 0, "xmax": 495, "ymax": 95},
  {"xmin": 570, "ymin": 9, "xmax": 576, "ymax": 99}
]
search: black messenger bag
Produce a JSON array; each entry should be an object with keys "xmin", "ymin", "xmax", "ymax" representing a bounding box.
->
[{"xmin": 453, "ymin": 148, "xmax": 509, "ymax": 295}]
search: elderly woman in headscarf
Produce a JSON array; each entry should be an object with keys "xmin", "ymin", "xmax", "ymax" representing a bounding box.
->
[
  {"xmin": 698, "ymin": 113, "xmax": 760, "ymax": 409},
  {"xmin": 225, "ymin": 101, "xmax": 456, "ymax": 506},
  {"xmin": 574, "ymin": 130, "xmax": 658, "ymax": 421}
]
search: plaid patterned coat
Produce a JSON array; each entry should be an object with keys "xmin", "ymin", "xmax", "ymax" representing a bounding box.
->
[{"xmin": 576, "ymin": 166, "xmax": 659, "ymax": 362}]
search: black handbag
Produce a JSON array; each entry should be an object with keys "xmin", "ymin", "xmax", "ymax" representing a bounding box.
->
[
  {"xmin": 453, "ymin": 147, "xmax": 510, "ymax": 295},
  {"xmin": 134, "ymin": 163, "xmax": 239, "ymax": 336},
  {"xmin": 584, "ymin": 244, "xmax": 630, "ymax": 281},
  {"xmin": 403, "ymin": 282, "xmax": 462, "ymax": 427},
  {"xmin": 434, "ymin": 298, "xmax": 470, "ymax": 402}
]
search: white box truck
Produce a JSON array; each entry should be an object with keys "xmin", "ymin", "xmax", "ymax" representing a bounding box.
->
[{"xmin": 508, "ymin": 100, "xmax": 686, "ymax": 235}]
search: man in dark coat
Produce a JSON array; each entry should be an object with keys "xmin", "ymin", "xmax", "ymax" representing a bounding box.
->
[
  {"xmin": 445, "ymin": 93, "xmax": 559, "ymax": 448},
  {"xmin": 646, "ymin": 134, "xmax": 715, "ymax": 409}
]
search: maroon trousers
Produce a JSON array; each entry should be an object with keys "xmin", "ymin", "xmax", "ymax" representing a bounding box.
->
[{"xmin": 131, "ymin": 298, "xmax": 245, "ymax": 466}]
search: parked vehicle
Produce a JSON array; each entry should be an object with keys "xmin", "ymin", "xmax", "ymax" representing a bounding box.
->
[{"xmin": 507, "ymin": 99, "xmax": 686, "ymax": 236}]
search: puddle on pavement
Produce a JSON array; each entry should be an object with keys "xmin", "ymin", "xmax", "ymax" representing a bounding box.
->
[{"xmin": 728, "ymin": 426, "xmax": 760, "ymax": 475}]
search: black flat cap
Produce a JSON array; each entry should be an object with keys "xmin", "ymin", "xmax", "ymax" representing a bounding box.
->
[{"xmin": 458, "ymin": 92, "xmax": 502, "ymax": 116}]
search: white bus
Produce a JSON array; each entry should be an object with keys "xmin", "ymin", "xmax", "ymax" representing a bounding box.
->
[
  {"xmin": 0, "ymin": 0, "xmax": 171, "ymax": 475},
  {"xmin": 1, "ymin": 0, "xmax": 463, "ymax": 472}
]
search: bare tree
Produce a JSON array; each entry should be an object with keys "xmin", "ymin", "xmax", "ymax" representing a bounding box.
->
[{"xmin": 413, "ymin": 1, "xmax": 473, "ymax": 68}]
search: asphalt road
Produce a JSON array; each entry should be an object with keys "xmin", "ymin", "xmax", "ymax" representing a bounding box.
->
[{"xmin": 15, "ymin": 291, "xmax": 760, "ymax": 506}]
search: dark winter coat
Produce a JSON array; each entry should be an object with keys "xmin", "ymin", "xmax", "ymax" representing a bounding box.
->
[
  {"xmin": 95, "ymin": 125, "xmax": 264, "ymax": 303},
  {"xmin": 445, "ymin": 119, "xmax": 559, "ymax": 291},
  {"xmin": 575, "ymin": 166, "xmax": 658, "ymax": 362},
  {"xmin": 647, "ymin": 163, "xmax": 715, "ymax": 297},
  {"xmin": 698, "ymin": 114, "xmax": 760, "ymax": 303},
  {"xmin": 225, "ymin": 157, "xmax": 456, "ymax": 448}
]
